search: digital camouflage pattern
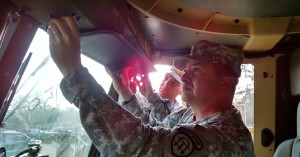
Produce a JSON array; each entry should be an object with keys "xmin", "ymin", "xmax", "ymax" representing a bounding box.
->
[
  {"xmin": 122, "ymin": 92, "xmax": 183, "ymax": 124},
  {"xmin": 173, "ymin": 40, "xmax": 244, "ymax": 77},
  {"xmin": 60, "ymin": 67, "xmax": 255, "ymax": 156},
  {"xmin": 147, "ymin": 92, "xmax": 183, "ymax": 115}
]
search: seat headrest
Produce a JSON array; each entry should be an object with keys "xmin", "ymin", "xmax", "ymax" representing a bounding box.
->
[{"xmin": 297, "ymin": 103, "xmax": 300, "ymax": 136}]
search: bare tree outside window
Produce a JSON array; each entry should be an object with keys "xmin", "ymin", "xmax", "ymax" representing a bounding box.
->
[{"xmin": 234, "ymin": 64, "xmax": 255, "ymax": 138}]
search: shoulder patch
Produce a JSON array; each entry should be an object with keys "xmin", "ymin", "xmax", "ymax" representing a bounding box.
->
[
  {"xmin": 172, "ymin": 127, "xmax": 203, "ymax": 156},
  {"xmin": 172, "ymin": 133, "xmax": 193, "ymax": 156},
  {"xmin": 179, "ymin": 127, "xmax": 203, "ymax": 150}
]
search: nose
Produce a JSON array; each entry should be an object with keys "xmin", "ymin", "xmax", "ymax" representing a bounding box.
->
[
  {"xmin": 164, "ymin": 79, "xmax": 171, "ymax": 87},
  {"xmin": 181, "ymin": 70, "xmax": 190, "ymax": 83}
]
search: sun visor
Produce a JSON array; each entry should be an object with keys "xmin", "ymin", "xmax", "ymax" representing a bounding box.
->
[{"xmin": 80, "ymin": 31, "xmax": 155, "ymax": 73}]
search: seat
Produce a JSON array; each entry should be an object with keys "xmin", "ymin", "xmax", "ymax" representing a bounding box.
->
[{"xmin": 274, "ymin": 103, "xmax": 300, "ymax": 157}]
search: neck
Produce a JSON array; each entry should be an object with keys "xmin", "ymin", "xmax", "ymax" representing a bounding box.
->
[
  {"xmin": 169, "ymin": 98, "xmax": 176, "ymax": 104},
  {"xmin": 166, "ymin": 96, "xmax": 176, "ymax": 103},
  {"xmin": 189, "ymin": 100, "xmax": 232, "ymax": 121}
]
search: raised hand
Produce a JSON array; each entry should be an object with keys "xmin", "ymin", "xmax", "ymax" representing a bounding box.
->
[
  {"xmin": 138, "ymin": 75, "xmax": 154, "ymax": 99},
  {"xmin": 48, "ymin": 16, "xmax": 82, "ymax": 76},
  {"xmin": 105, "ymin": 67, "xmax": 134, "ymax": 101}
]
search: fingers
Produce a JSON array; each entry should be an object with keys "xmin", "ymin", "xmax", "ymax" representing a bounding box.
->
[
  {"xmin": 47, "ymin": 27, "xmax": 54, "ymax": 44},
  {"xmin": 107, "ymin": 69, "xmax": 118, "ymax": 80},
  {"xmin": 123, "ymin": 66, "xmax": 133, "ymax": 77},
  {"xmin": 48, "ymin": 22, "xmax": 62, "ymax": 42},
  {"xmin": 62, "ymin": 16, "xmax": 80, "ymax": 35},
  {"xmin": 47, "ymin": 15, "xmax": 82, "ymax": 76},
  {"xmin": 50, "ymin": 18, "xmax": 69, "ymax": 38},
  {"xmin": 49, "ymin": 16, "xmax": 79, "ymax": 38},
  {"xmin": 105, "ymin": 67, "xmax": 113, "ymax": 76},
  {"xmin": 105, "ymin": 67, "xmax": 123, "ymax": 83}
]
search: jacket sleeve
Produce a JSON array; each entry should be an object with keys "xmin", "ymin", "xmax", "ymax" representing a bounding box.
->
[
  {"xmin": 147, "ymin": 93, "xmax": 172, "ymax": 121},
  {"xmin": 122, "ymin": 91, "xmax": 178, "ymax": 127},
  {"xmin": 59, "ymin": 67, "xmax": 172, "ymax": 156},
  {"xmin": 121, "ymin": 96, "xmax": 151, "ymax": 124}
]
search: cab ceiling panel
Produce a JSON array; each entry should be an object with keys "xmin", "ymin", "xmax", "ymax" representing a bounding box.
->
[
  {"xmin": 179, "ymin": 0, "xmax": 300, "ymax": 18},
  {"xmin": 132, "ymin": 8, "xmax": 248, "ymax": 55},
  {"xmin": 127, "ymin": 0, "xmax": 300, "ymax": 52},
  {"xmin": 9, "ymin": 0, "xmax": 130, "ymax": 33}
]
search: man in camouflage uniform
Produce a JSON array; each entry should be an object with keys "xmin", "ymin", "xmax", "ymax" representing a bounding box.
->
[
  {"xmin": 48, "ymin": 16, "xmax": 255, "ymax": 156},
  {"xmin": 107, "ymin": 66, "xmax": 183, "ymax": 122}
]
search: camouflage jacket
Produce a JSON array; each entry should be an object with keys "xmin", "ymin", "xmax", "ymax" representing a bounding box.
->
[
  {"xmin": 60, "ymin": 67, "xmax": 255, "ymax": 157},
  {"xmin": 122, "ymin": 92, "xmax": 183, "ymax": 124}
]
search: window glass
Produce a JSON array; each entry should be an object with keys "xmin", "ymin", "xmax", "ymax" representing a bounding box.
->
[
  {"xmin": 234, "ymin": 64, "xmax": 255, "ymax": 139},
  {"xmin": 1, "ymin": 29, "xmax": 112, "ymax": 157},
  {"xmin": 148, "ymin": 65, "xmax": 183, "ymax": 104}
]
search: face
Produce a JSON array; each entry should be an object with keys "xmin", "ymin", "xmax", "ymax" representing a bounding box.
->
[
  {"xmin": 159, "ymin": 73, "xmax": 182, "ymax": 101},
  {"xmin": 181, "ymin": 60, "xmax": 224, "ymax": 105}
]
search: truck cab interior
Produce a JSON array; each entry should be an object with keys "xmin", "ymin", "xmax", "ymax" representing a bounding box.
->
[{"xmin": 1, "ymin": 0, "xmax": 300, "ymax": 156}]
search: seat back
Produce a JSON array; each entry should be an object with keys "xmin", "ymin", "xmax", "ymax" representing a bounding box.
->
[
  {"xmin": 292, "ymin": 103, "xmax": 300, "ymax": 157},
  {"xmin": 274, "ymin": 103, "xmax": 300, "ymax": 157}
]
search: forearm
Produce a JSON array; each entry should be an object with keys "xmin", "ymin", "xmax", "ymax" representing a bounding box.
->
[
  {"xmin": 60, "ymin": 67, "xmax": 148, "ymax": 155},
  {"xmin": 146, "ymin": 92, "xmax": 162, "ymax": 104},
  {"xmin": 145, "ymin": 93, "xmax": 173, "ymax": 121},
  {"xmin": 122, "ymin": 95, "xmax": 171, "ymax": 127},
  {"xmin": 122, "ymin": 97, "xmax": 151, "ymax": 124}
]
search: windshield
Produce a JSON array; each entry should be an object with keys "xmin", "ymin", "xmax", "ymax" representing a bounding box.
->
[{"xmin": 0, "ymin": 29, "xmax": 112, "ymax": 157}]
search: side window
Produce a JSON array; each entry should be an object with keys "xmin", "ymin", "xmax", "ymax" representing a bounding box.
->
[
  {"xmin": 148, "ymin": 65, "xmax": 184, "ymax": 103},
  {"xmin": 234, "ymin": 64, "xmax": 254, "ymax": 139},
  {"xmin": 0, "ymin": 29, "xmax": 112, "ymax": 156}
]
